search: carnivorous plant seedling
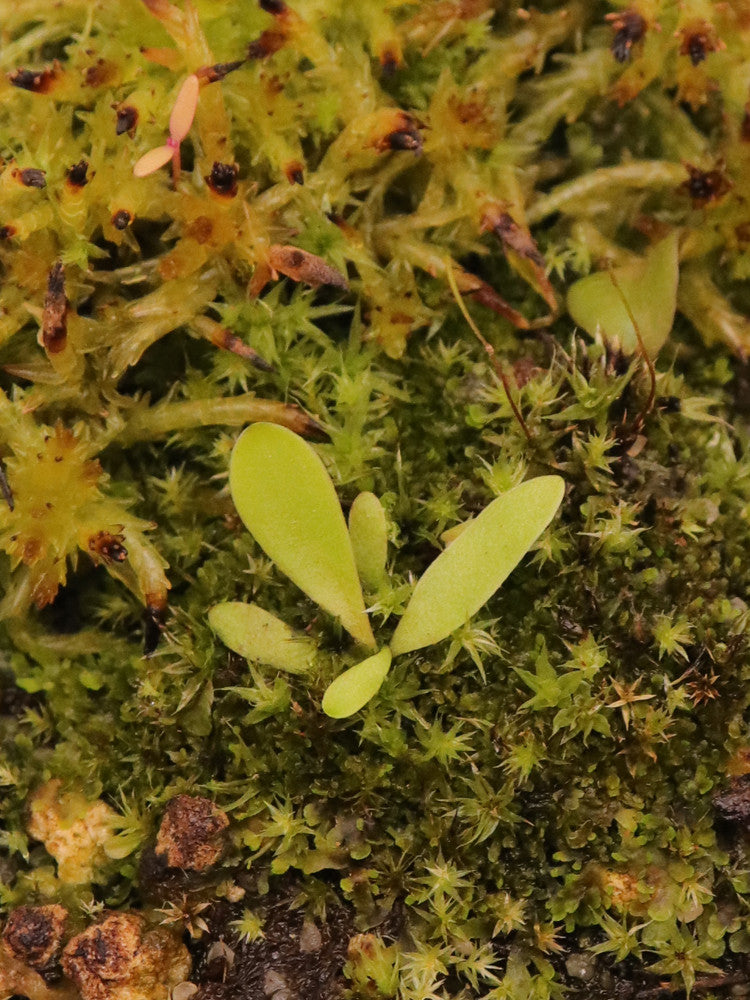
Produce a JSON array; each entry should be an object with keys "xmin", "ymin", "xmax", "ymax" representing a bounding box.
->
[
  {"xmin": 133, "ymin": 74, "xmax": 200, "ymax": 183},
  {"xmin": 209, "ymin": 423, "xmax": 564, "ymax": 718}
]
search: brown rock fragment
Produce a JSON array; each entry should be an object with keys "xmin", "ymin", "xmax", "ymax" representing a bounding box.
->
[
  {"xmin": 715, "ymin": 774, "xmax": 750, "ymax": 828},
  {"xmin": 62, "ymin": 912, "xmax": 190, "ymax": 1000},
  {"xmin": 155, "ymin": 795, "xmax": 229, "ymax": 871},
  {"xmin": 3, "ymin": 903, "xmax": 67, "ymax": 970}
]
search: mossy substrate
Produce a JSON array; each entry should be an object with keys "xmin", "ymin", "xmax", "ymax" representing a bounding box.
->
[{"xmin": 3, "ymin": 1, "xmax": 750, "ymax": 998}]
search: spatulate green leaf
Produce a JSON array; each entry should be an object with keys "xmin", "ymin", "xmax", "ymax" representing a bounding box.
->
[
  {"xmin": 208, "ymin": 602, "xmax": 315, "ymax": 674},
  {"xmin": 229, "ymin": 423, "xmax": 375, "ymax": 648},
  {"xmin": 322, "ymin": 647, "xmax": 392, "ymax": 719},
  {"xmin": 567, "ymin": 233, "xmax": 678, "ymax": 356},
  {"xmin": 390, "ymin": 476, "xmax": 565, "ymax": 656},
  {"xmin": 349, "ymin": 491, "xmax": 388, "ymax": 591}
]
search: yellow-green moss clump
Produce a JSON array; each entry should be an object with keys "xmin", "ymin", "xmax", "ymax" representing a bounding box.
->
[{"xmin": 3, "ymin": 1, "xmax": 750, "ymax": 997}]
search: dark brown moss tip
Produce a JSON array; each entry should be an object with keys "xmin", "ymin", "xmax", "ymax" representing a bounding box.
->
[
  {"xmin": 260, "ymin": 0, "xmax": 287, "ymax": 14},
  {"xmin": 111, "ymin": 209, "xmax": 132, "ymax": 230},
  {"xmin": 463, "ymin": 272, "xmax": 530, "ymax": 329},
  {"xmin": 155, "ymin": 794, "xmax": 229, "ymax": 871},
  {"xmin": 284, "ymin": 160, "xmax": 304, "ymax": 185},
  {"xmin": 8, "ymin": 65, "xmax": 58, "ymax": 93},
  {"xmin": 680, "ymin": 30, "xmax": 707, "ymax": 66},
  {"xmin": 67, "ymin": 160, "xmax": 89, "ymax": 188},
  {"xmin": 197, "ymin": 59, "xmax": 244, "ymax": 83},
  {"xmin": 0, "ymin": 224, "xmax": 17, "ymax": 240},
  {"xmin": 379, "ymin": 48, "xmax": 401, "ymax": 76},
  {"xmin": 115, "ymin": 104, "xmax": 138, "ymax": 136},
  {"xmin": 483, "ymin": 209, "xmax": 545, "ymax": 267},
  {"xmin": 0, "ymin": 459, "xmax": 14, "ymax": 511},
  {"xmin": 42, "ymin": 261, "xmax": 68, "ymax": 355},
  {"xmin": 210, "ymin": 325, "xmax": 274, "ymax": 371},
  {"xmin": 681, "ymin": 163, "xmax": 732, "ymax": 206},
  {"xmin": 677, "ymin": 21, "xmax": 724, "ymax": 66},
  {"xmin": 143, "ymin": 600, "xmax": 165, "ymax": 656},
  {"xmin": 16, "ymin": 167, "xmax": 47, "ymax": 188},
  {"xmin": 84, "ymin": 58, "xmax": 116, "ymax": 87},
  {"xmin": 247, "ymin": 29, "xmax": 286, "ymax": 59},
  {"xmin": 386, "ymin": 125, "xmax": 422, "ymax": 153},
  {"xmin": 206, "ymin": 161, "xmax": 239, "ymax": 198},
  {"xmin": 605, "ymin": 10, "xmax": 646, "ymax": 63},
  {"xmin": 3, "ymin": 904, "xmax": 68, "ymax": 970},
  {"xmin": 370, "ymin": 111, "xmax": 423, "ymax": 154}
]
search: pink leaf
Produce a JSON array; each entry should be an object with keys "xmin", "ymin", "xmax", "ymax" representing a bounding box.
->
[
  {"xmin": 133, "ymin": 145, "xmax": 174, "ymax": 178},
  {"xmin": 169, "ymin": 74, "xmax": 199, "ymax": 143}
]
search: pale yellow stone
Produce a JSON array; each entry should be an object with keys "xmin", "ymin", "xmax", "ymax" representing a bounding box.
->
[{"xmin": 27, "ymin": 780, "xmax": 117, "ymax": 884}]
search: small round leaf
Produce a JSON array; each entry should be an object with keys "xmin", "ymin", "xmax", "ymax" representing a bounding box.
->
[
  {"xmin": 567, "ymin": 233, "xmax": 678, "ymax": 356},
  {"xmin": 322, "ymin": 647, "xmax": 392, "ymax": 718},
  {"xmin": 209, "ymin": 602, "xmax": 315, "ymax": 674},
  {"xmin": 133, "ymin": 145, "xmax": 174, "ymax": 178}
]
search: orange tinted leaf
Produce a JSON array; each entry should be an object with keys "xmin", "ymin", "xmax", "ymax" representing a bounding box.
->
[
  {"xmin": 133, "ymin": 145, "xmax": 174, "ymax": 178},
  {"xmin": 169, "ymin": 74, "xmax": 199, "ymax": 143}
]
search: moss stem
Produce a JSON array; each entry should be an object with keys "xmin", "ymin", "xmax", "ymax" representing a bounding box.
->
[
  {"xmin": 115, "ymin": 396, "xmax": 326, "ymax": 445},
  {"xmin": 527, "ymin": 161, "xmax": 687, "ymax": 224}
]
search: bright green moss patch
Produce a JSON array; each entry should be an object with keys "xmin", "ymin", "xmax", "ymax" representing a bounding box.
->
[{"xmin": 2, "ymin": 1, "xmax": 750, "ymax": 998}]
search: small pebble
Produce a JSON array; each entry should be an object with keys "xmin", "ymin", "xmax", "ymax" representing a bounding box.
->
[
  {"xmin": 298, "ymin": 921, "xmax": 322, "ymax": 953},
  {"xmin": 565, "ymin": 952, "xmax": 597, "ymax": 981},
  {"xmin": 206, "ymin": 941, "xmax": 235, "ymax": 969},
  {"xmin": 172, "ymin": 984, "xmax": 198, "ymax": 1000},
  {"xmin": 263, "ymin": 970, "xmax": 287, "ymax": 996}
]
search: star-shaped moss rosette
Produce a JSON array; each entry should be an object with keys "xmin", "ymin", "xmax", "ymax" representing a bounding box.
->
[{"xmin": 209, "ymin": 423, "xmax": 564, "ymax": 718}]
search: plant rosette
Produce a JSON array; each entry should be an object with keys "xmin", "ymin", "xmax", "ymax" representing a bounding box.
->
[{"xmin": 209, "ymin": 423, "xmax": 564, "ymax": 718}]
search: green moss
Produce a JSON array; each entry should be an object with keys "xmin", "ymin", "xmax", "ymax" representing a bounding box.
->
[{"xmin": 2, "ymin": 0, "xmax": 750, "ymax": 997}]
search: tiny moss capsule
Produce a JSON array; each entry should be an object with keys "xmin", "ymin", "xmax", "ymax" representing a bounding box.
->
[
  {"xmin": 115, "ymin": 104, "xmax": 138, "ymax": 136},
  {"xmin": 67, "ymin": 160, "xmax": 89, "ymax": 188},
  {"xmin": 16, "ymin": 168, "xmax": 46, "ymax": 189},
  {"xmin": 606, "ymin": 10, "xmax": 646, "ymax": 63},
  {"xmin": 206, "ymin": 162, "xmax": 239, "ymax": 198},
  {"xmin": 111, "ymin": 209, "xmax": 132, "ymax": 230},
  {"xmin": 9, "ymin": 65, "xmax": 58, "ymax": 93}
]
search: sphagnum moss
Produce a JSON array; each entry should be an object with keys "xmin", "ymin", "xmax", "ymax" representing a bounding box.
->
[{"xmin": 3, "ymin": 1, "xmax": 750, "ymax": 998}]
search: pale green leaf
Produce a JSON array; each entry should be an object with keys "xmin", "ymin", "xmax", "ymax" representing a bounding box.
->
[
  {"xmin": 390, "ymin": 476, "xmax": 565, "ymax": 656},
  {"xmin": 348, "ymin": 491, "xmax": 388, "ymax": 591},
  {"xmin": 322, "ymin": 647, "xmax": 392, "ymax": 718},
  {"xmin": 567, "ymin": 233, "xmax": 678, "ymax": 355},
  {"xmin": 229, "ymin": 424, "xmax": 375, "ymax": 648},
  {"xmin": 209, "ymin": 602, "xmax": 315, "ymax": 674}
]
